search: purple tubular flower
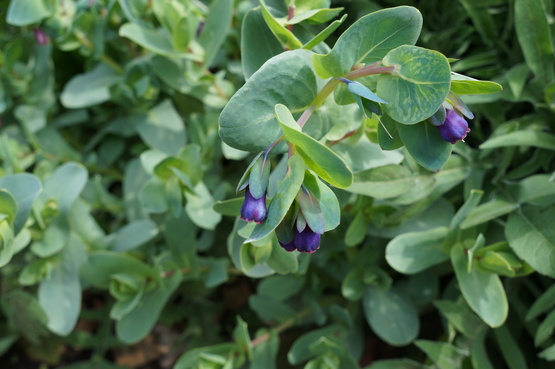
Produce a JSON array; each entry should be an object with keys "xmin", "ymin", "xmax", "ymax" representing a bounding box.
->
[
  {"xmin": 279, "ymin": 240, "xmax": 296, "ymax": 252},
  {"xmin": 437, "ymin": 109, "xmax": 470, "ymax": 144},
  {"xmin": 240, "ymin": 187, "xmax": 267, "ymax": 223},
  {"xmin": 293, "ymin": 226, "xmax": 321, "ymax": 254}
]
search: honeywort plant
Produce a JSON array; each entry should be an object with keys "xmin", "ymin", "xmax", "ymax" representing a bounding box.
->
[
  {"xmin": 1, "ymin": 0, "xmax": 555, "ymax": 368},
  {"xmin": 220, "ymin": 5, "xmax": 501, "ymax": 256}
]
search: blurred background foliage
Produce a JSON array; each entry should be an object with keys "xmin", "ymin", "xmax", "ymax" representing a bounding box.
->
[{"xmin": 0, "ymin": 0, "xmax": 554, "ymax": 368}]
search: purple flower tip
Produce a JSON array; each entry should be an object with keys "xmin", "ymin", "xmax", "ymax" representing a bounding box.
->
[
  {"xmin": 240, "ymin": 188, "xmax": 267, "ymax": 223},
  {"xmin": 33, "ymin": 29, "xmax": 49, "ymax": 46},
  {"xmin": 279, "ymin": 240, "xmax": 296, "ymax": 252},
  {"xmin": 293, "ymin": 226, "xmax": 321, "ymax": 254},
  {"xmin": 436, "ymin": 109, "xmax": 470, "ymax": 144}
]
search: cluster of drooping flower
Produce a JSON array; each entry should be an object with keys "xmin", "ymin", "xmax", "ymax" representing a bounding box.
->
[{"xmin": 239, "ymin": 155, "xmax": 324, "ymax": 253}]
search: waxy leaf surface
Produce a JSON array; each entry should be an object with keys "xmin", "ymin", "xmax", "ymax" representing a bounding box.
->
[
  {"xmin": 377, "ymin": 46, "xmax": 451, "ymax": 124},
  {"xmin": 312, "ymin": 6, "xmax": 422, "ymax": 78},
  {"xmin": 220, "ymin": 50, "xmax": 325, "ymax": 152}
]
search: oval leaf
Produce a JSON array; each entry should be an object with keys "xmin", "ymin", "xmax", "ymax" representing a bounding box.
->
[
  {"xmin": 377, "ymin": 45, "xmax": 451, "ymax": 124},
  {"xmin": 386, "ymin": 227, "xmax": 449, "ymax": 274},
  {"xmin": 451, "ymin": 244, "xmax": 508, "ymax": 327},
  {"xmin": 363, "ymin": 286, "xmax": 420, "ymax": 346},
  {"xmin": 220, "ymin": 50, "xmax": 325, "ymax": 152},
  {"xmin": 312, "ymin": 6, "xmax": 422, "ymax": 78}
]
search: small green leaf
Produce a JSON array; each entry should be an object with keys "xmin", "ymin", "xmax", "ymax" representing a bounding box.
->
[
  {"xmin": 134, "ymin": 100, "xmax": 186, "ymax": 156},
  {"xmin": 514, "ymin": 0, "xmax": 555, "ymax": 83},
  {"xmin": 249, "ymin": 294, "xmax": 296, "ymax": 324},
  {"xmin": 60, "ymin": 64, "xmax": 120, "ymax": 108},
  {"xmin": 241, "ymin": 8, "xmax": 283, "ymax": 79},
  {"xmin": 185, "ymin": 182, "xmax": 222, "ymax": 230},
  {"xmin": 213, "ymin": 198, "xmax": 243, "ymax": 217},
  {"xmin": 527, "ymin": 284, "xmax": 555, "ymax": 321},
  {"xmin": 415, "ymin": 340, "xmax": 467, "ymax": 369},
  {"xmin": 303, "ymin": 172, "xmax": 340, "ymax": 231},
  {"xmin": 116, "ymin": 273, "xmax": 182, "ymax": 344},
  {"xmin": 251, "ymin": 329, "xmax": 279, "ymax": 369},
  {"xmin": 347, "ymin": 164, "xmax": 415, "ymax": 199},
  {"xmin": 450, "ymin": 73, "xmax": 503, "ymax": 95},
  {"xmin": 110, "ymin": 220, "xmax": 158, "ymax": 252},
  {"xmin": 345, "ymin": 80, "xmax": 388, "ymax": 104},
  {"xmin": 0, "ymin": 219, "xmax": 15, "ymax": 268},
  {"xmin": 377, "ymin": 114, "xmax": 403, "ymax": 150},
  {"xmin": 377, "ymin": 45, "xmax": 451, "ymax": 124},
  {"xmin": 363, "ymin": 286, "xmax": 419, "ymax": 346},
  {"xmin": 198, "ymin": 0, "xmax": 233, "ymax": 68},
  {"xmin": 275, "ymin": 104, "xmax": 353, "ymax": 188},
  {"xmin": 302, "ymin": 14, "xmax": 347, "ymax": 50},
  {"xmin": 386, "ymin": 227, "xmax": 449, "ymax": 274},
  {"xmin": 40, "ymin": 162, "xmax": 88, "ymax": 213},
  {"xmin": 259, "ymin": 0, "xmax": 302, "ymax": 49},
  {"xmin": 7, "ymin": 0, "xmax": 52, "ymax": 26},
  {"xmin": 451, "ymin": 244, "xmax": 508, "ymax": 327},
  {"xmin": 506, "ymin": 205, "xmax": 555, "ymax": 278},
  {"xmin": 80, "ymin": 251, "xmax": 159, "ymax": 289},
  {"xmin": 119, "ymin": 23, "xmax": 201, "ymax": 60},
  {"xmin": 38, "ymin": 234, "xmax": 87, "ymax": 336},
  {"xmin": 397, "ymin": 121, "xmax": 453, "ymax": 172},
  {"xmin": 480, "ymin": 130, "xmax": 555, "ymax": 150},
  {"xmin": 493, "ymin": 325, "xmax": 529, "ymax": 369},
  {"xmin": 288, "ymin": 325, "xmax": 344, "ymax": 365}
]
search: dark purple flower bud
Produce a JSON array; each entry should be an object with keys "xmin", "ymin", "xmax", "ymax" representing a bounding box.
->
[
  {"xmin": 293, "ymin": 226, "xmax": 321, "ymax": 254},
  {"xmin": 437, "ymin": 109, "xmax": 470, "ymax": 144},
  {"xmin": 34, "ymin": 29, "xmax": 49, "ymax": 46},
  {"xmin": 240, "ymin": 187, "xmax": 267, "ymax": 223}
]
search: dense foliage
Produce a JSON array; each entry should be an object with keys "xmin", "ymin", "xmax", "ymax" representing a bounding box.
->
[{"xmin": 1, "ymin": 0, "xmax": 554, "ymax": 368}]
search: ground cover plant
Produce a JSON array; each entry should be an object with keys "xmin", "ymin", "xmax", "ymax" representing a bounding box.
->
[{"xmin": 0, "ymin": 0, "xmax": 554, "ymax": 368}]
